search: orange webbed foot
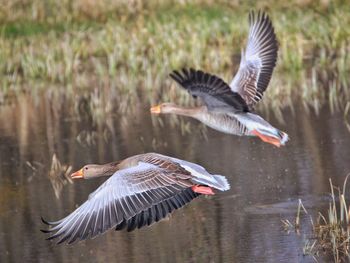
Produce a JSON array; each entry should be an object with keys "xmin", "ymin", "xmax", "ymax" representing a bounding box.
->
[
  {"xmin": 191, "ymin": 185, "xmax": 215, "ymax": 195},
  {"xmin": 251, "ymin": 130, "xmax": 281, "ymax": 147}
]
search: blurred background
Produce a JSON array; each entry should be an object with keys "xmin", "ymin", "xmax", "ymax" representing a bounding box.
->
[{"xmin": 0, "ymin": 0, "xmax": 349, "ymax": 262}]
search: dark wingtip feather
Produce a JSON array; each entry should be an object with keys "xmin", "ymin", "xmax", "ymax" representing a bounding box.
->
[
  {"xmin": 126, "ymin": 215, "xmax": 138, "ymax": 232},
  {"xmin": 181, "ymin": 68, "xmax": 190, "ymax": 78},
  {"xmin": 41, "ymin": 216, "xmax": 51, "ymax": 225},
  {"xmin": 115, "ymin": 219, "xmax": 127, "ymax": 231},
  {"xmin": 169, "ymin": 70, "xmax": 185, "ymax": 85},
  {"xmin": 46, "ymin": 232, "xmax": 62, "ymax": 241},
  {"xmin": 170, "ymin": 67, "xmax": 250, "ymax": 112},
  {"xmin": 57, "ymin": 236, "xmax": 70, "ymax": 245}
]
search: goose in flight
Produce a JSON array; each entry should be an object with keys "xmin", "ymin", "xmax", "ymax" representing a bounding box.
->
[
  {"xmin": 41, "ymin": 153, "xmax": 230, "ymax": 244},
  {"xmin": 151, "ymin": 11, "xmax": 288, "ymax": 147}
]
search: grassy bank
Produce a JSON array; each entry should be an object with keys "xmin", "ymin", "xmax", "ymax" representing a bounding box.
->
[
  {"xmin": 283, "ymin": 176, "xmax": 350, "ymax": 262},
  {"xmin": 0, "ymin": 0, "xmax": 349, "ymax": 115}
]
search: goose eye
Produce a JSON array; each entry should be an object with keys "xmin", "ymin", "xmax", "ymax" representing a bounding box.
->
[{"xmin": 85, "ymin": 167, "xmax": 88, "ymax": 170}]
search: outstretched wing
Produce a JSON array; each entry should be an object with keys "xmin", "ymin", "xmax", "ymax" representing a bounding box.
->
[
  {"xmin": 170, "ymin": 68, "xmax": 249, "ymax": 113},
  {"xmin": 41, "ymin": 162, "xmax": 198, "ymax": 244},
  {"xmin": 230, "ymin": 11, "xmax": 278, "ymax": 107}
]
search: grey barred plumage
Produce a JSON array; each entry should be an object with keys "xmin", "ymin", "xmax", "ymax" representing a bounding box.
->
[
  {"xmin": 230, "ymin": 10, "xmax": 278, "ymax": 108},
  {"xmin": 41, "ymin": 153, "xmax": 230, "ymax": 244},
  {"xmin": 194, "ymin": 109, "xmax": 250, "ymax": 136},
  {"xmin": 151, "ymin": 10, "xmax": 288, "ymax": 147},
  {"xmin": 170, "ymin": 68, "xmax": 249, "ymax": 113}
]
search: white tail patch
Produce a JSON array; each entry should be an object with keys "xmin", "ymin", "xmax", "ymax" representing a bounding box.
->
[
  {"xmin": 212, "ymin": 174, "xmax": 231, "ymax": 191},
  {"xmin": 280, "ymin": 132, "xmax": 289, "ymax": 145},
  {"xmin": 179, "ymin": 164, "xmax": 230, "ymax": 191},
  {"xmin": 235, "ymin": 113, "xmax": 289, "ymax": 145}
]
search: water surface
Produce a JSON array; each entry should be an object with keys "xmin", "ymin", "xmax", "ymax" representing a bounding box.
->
[{"xmin": 0, "ymin": 95, "xmax": 349, "ymax": 262}]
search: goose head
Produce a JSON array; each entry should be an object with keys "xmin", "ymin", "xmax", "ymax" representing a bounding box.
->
[
  {"xmin": 150, "ymin": 103, "xmax": 178, "ymax": 114},
  {"xmin": 71, "ymin": 162, "xmax": 119, "ymax": 179}
]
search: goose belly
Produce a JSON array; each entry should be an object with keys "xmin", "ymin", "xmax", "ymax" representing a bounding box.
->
[{"xmin": 196, "ymin": 112, "xmax": 249, "ymax": 136}]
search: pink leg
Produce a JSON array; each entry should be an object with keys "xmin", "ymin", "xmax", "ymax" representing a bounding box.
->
[{"xmin": 191, "ymin": 185, "xmax": 215, "ymax": 195}]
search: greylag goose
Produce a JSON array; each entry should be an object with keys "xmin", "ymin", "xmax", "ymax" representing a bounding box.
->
[
  {"xmin": 41, "ymin": 153, "xmax": 230, "ymax": 244},
  {"xmin": 151, "ymin": 11, "xmax": 288, "ymax": 147}
]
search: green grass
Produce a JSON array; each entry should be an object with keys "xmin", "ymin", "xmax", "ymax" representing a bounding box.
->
[
  {"xmin": 0, "ymin": 20, "xmax": 102, "ymax": 38},
  {"xmin": 0, "ymin": 0, "xmax": 349, "ymax": 116},
  {"xmin": 1, "ymin": 21, "xmax": 65, "ymax": 38}
]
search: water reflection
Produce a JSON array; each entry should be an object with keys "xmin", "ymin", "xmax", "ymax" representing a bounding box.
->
[{"xmin": 0, "ymin": 94, "xmax": 349, "ymax": 262}]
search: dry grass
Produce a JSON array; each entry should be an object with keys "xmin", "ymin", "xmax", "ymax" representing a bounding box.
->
[
  {"xmin": 0, "ymin": 0, "xmax": 349, "ymax": 117},
  {"xmin": 283, "ymin": 175, "xmax": 350, "ymax": 262},
  {"xmin": 48, "ymin": 154, "xmax": 73, "ymax": 199}
]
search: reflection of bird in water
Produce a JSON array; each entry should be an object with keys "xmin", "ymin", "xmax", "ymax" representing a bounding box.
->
[
  {"xmin": 48, "ymin": 154, "xmax": 72, "ymax": 199},
  {"xmin": 41, "ymin": 152, "xmax": 230, "ymax": 244},
  {"xmin": 151, "ymin": 11, "xmax": 288, "ymax": 147}
]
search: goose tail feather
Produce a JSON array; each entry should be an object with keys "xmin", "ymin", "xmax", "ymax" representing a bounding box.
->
[{"xmin": 235, "ymin": 113, "xmax": 289, "ymax": 147}]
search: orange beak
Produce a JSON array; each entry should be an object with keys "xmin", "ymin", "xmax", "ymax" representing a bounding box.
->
[
  {"xmin": 150, "ymin": 105, "xmax": 161, "ymax": 114},
  {"xmin": 71, "ymin": 168, "xmax": 84, "ymax": 179}
]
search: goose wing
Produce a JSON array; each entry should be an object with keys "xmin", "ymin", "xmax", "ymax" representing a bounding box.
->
[
  {"xmin": 230, "ymin": 11, "xmax": 278, "ymax": 107},
  {"xmin": 170, "ymin": 68, "xmax": 249, "ymax": 113},
  {"xmin": 42, "ymin": 161, "xmax": 198, "ymax": 244}
]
